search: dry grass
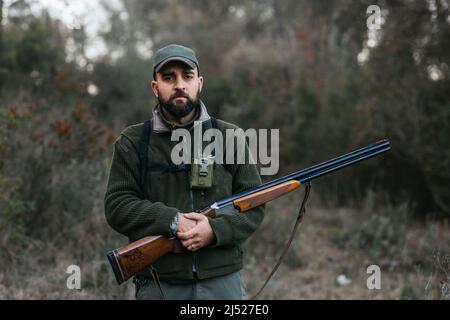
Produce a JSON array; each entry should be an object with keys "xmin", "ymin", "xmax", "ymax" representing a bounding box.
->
[
  {"xmin": 0, "ymin": 212, "xmax": 134, "ymax": 300},
  {"xmin": 242, "ymin": 190, "xmax": 450, "ymax": 300}
]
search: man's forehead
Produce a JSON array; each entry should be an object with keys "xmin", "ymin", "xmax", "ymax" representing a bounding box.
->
[{"xmin": 158, "ymin": 61, "xmax": 196, "ymax": 74}]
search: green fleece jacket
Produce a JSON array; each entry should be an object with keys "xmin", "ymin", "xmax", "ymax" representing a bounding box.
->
[{"xmin": 104, "ymin": 102, "xmax": 265, "ymax": 281}]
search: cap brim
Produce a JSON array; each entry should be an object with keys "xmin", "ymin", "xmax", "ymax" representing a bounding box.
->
[{"xmin": 154, "ymin": 57, "xmax": 197, "ymax": 73}]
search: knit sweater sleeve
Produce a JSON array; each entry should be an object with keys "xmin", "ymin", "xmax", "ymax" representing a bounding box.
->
[{"xmin": 104, "ymin": 132, "xmax": 179, "ymax": 240}]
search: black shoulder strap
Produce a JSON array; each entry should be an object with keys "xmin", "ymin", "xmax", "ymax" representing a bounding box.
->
[
  {"xmin": 210, "ymin": 117, "xmax": 219, "ymax": 157},
  {"xmin": 139, "ymin": 120, "xmax": 151, "ymax": 197},
  {"xmin": 210, "ymin": 116, "xmax": 218, "ymax": 130}
]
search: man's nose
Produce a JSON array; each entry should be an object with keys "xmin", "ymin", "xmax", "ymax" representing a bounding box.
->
[{"xmin": 174, "ymin": 76, "xmax": 186, "ymax": 90}]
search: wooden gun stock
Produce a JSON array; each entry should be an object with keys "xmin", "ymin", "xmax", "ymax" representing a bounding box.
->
[{"xmin": 107, "ymin": 235, "xmax": 181, "ymax": 285}]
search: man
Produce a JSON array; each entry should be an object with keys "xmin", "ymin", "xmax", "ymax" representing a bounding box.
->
[{"xmin": 104, "ymin": 44, "xmax": 265, "ymax": 300}]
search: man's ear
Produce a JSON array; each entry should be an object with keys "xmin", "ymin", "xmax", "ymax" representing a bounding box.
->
[
  {"xmin": 151, "ymin": 80, "xmax": 158, "ymax": 97},
  {"xmin": 198, "ymin": 76, "xmax": 204, "ymax": 92}
]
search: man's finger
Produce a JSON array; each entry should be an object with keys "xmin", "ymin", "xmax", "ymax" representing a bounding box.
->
[
  {"xmin": 183, "ymin": 213, "xmax": 204, "ymax": 221},
  {"xmin": 181, "ymin": 239, "xmax": 200, "ymax": 250},
  {"xmin": 177, "ymin": 229, "xmax": 196, "ymax": 240},
  {"xmin": 181, "ymin": 238, "xmax": 195, "ymax": 246}
]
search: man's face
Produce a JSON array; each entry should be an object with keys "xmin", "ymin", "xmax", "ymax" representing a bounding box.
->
[{"xmin": 151, "ymin": 61, "xmax": 203, "ymax": 118}]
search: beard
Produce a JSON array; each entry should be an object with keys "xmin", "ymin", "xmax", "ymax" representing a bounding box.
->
[{"xmin": 158, "ymin": 90, "xmax": 201, "ymax": 118}]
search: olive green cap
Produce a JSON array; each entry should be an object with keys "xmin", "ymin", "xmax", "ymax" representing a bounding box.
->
[{"xmin": 152, "ymin": 44, "xmax": 199, "ymax": 77}]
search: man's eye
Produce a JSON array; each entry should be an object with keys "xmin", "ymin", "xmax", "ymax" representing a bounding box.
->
[{"xmin": 163, "ymin": 76, "xmax": 172, "ymax": 81}]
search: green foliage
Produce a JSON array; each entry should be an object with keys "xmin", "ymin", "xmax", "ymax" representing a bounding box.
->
[
  {"xmin": 16, "ymin": 19, "xmax": 64, "ymax": 74},
  {"xmin": 336, "ymin": 191, "xmax": 410, "ymax": 261},
  {"xmin": 201, "ymin": 76, "xmax": 235, "ymax": 118},
  {"xmin": 90, "ymin": 52, "xmax": 154, "ymax": 129},
  {"xmin": 0, "ymin": 175, "xmax": 34, "ymax": 255},
  {"xmin": 1, "ymin": 100, "xmax": 115, "ymax": 238},
  {"xmin": 400, "ymin": 277, "xmax": 419, "ymax": 300},
  {"xmin": 0, "ymin": 14, "xmax": 65, "ymax": 88},
  {"xmin": 0, "ymin": 107, "xmax": 18, "ymax": 161}
]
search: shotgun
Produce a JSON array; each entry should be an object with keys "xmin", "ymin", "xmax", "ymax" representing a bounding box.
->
[{"xmin": 107, "ymin": 139, "xmax": 391, "ymax": 285}]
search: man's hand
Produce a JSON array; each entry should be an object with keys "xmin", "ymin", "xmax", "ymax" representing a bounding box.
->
[
  {"xmin": 176, "ymin": 213, "xmax": 215, "ymax": 252},
  {"xmin": 177, "ymin": 213, "xmax": 198, "ymax": 233}
]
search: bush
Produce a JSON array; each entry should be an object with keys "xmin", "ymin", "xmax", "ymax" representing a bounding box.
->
[
  {"xmin": 0, "ymin": 175, "xmax": 33, "ymax": 254},
  {"xmin": 336, "ymin": 191, "xmax": 410, "ymax": 261}
]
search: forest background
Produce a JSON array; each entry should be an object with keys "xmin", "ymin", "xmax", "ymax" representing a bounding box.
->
[{"xmin": 0, "ymin": 0, "xmax": 449, "ymax": 299}]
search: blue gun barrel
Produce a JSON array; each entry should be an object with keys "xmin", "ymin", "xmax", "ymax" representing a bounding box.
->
[{"xmin": 214, "ymin": 139, "xmax": 391, "ymax": 210}]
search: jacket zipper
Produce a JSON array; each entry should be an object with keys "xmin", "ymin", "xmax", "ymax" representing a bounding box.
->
[
  {"xmin": 188, "ymin": 124, "xmax": 202, "ymax": 278},
  {"xmin": 187, "ymin": 171, "xmax": 199, "ymax": 277}
]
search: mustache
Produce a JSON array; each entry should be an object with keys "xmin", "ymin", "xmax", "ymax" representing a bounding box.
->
[{"xmin": 170, "ymin": 92, "xmax": 189, "ymax": 99}]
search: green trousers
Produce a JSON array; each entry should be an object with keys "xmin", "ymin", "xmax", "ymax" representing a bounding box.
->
[{"xmin": 135, "ymin": 271, "xmax": 246, "ymax": 300}]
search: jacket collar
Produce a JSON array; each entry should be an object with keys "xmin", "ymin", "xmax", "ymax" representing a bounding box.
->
[{"xmin": 152, "ymin": 100, "xmax": 211, "ymax": 133}]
